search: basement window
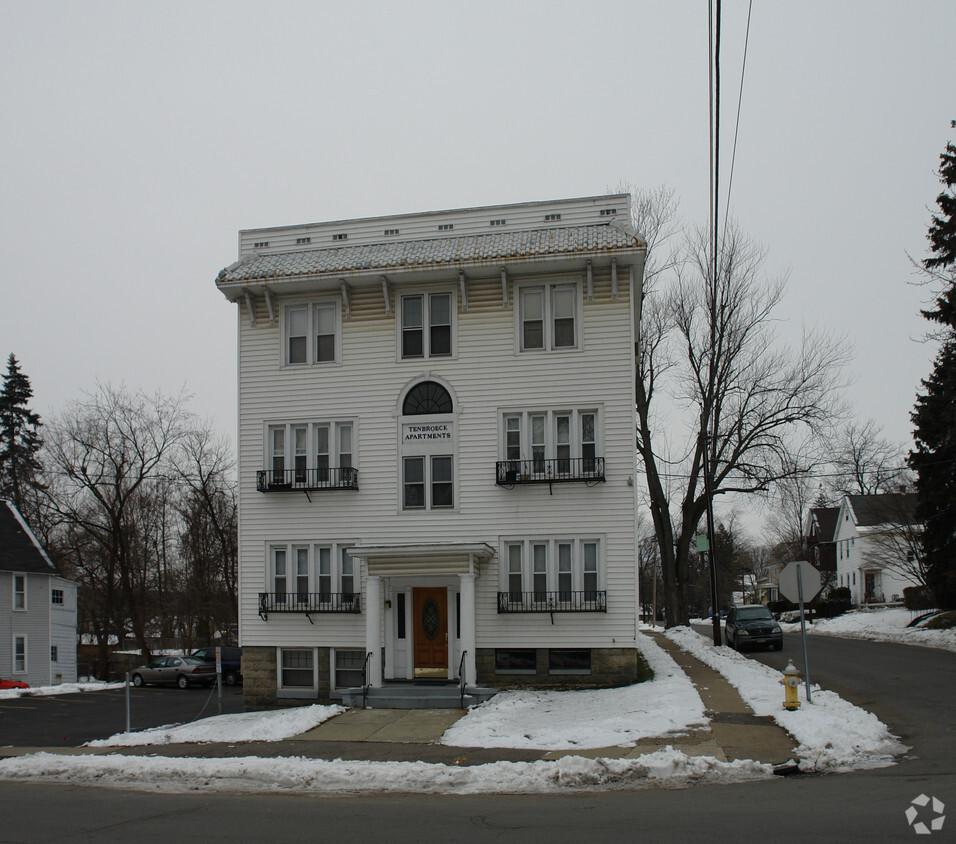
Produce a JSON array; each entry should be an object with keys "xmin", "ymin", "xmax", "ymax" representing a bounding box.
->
[
  {"xmin": 495, "ymin": 649, "xmax": 536, "ymax": 674},
  {"xmin": 549, "ymin": 649, "xmax": 591, "ymax": 675}
]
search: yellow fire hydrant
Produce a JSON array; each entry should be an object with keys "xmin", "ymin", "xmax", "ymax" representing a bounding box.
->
[{"xmin": 781, "ymin": 661, "xmax": 801, "ymax": 710}]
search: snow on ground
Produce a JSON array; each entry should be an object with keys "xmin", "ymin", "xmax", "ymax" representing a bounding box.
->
[
  {"xmin": 441, "ymin": 632, "xmax": 708, "ymax": 749},
  {"xmin": 778, "ymin": 607, "xmax": 956, "ymax": 653},
  {"xmin": 0, "ymin": 681, "xmax": 125, "ymax": 700},
  {"xmin": 86, "ymin": 704, "xmax": 344, "ymax": 747},
  {"xmin": 665, "ymin": 626, "xmax": 907, "ymax": 773},
  {"xmin": 0, "ymin": 750, "xmax": 770, "ymax": 795}
]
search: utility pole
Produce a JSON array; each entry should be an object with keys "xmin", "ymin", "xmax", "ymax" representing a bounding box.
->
[{"xmin": 701, "ymin": 430, "xmax": 721, "ymax": 646}]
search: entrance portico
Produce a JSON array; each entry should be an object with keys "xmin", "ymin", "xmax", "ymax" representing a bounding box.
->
[{"xmin": 349, "ymin": 543, "xmax": 492, "ymax": 688}]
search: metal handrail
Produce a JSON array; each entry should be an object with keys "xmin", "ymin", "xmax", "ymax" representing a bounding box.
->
[
  {"xmin": 495, "ymin": 457, "xmax": 605, "ymax": 486},
  {"xmin": 496, "ymin": 590, "xmax": 607, "ymax": 613},
  {"xmin": 458, "ymin": 649, "xmax": 468, "ymax": 709},
  {"xmin": 361, "ymin": 651, "xmax": 373, "ymax": 708},
  {"xmin": 258, "ymin": 592, "xmax": 361, "ymax": 620},
  {"xmin": 257, "ymin": 466, "xmax": 359, "ymax": 492}
]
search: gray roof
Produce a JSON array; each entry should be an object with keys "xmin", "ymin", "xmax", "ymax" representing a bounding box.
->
[
  {"xmin": 0, "ymin": 500, "xmax": 59, "ymax": 575},
  {"xmin": 847, "ymin": 493, "xmax": 918, "ymax": 527},
  {"xmin": 217, "ymin": 223, "xmax": 642, "ymax": 285},
  {"xmin": 810, "ymin": 506, "xmax": 840, "ymax": 541}
]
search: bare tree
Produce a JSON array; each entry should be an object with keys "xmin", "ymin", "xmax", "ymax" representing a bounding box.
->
[
  {"xmin": 829, "ymin": 420, "xmax": 908, "ymax": 497},
  {"xmin": 44, "ymin": 384, "xmax": 188, "ymax": 668},
  {"xmin": 634, "ymin": 194, "xmax": 850, "ymax": 628}
]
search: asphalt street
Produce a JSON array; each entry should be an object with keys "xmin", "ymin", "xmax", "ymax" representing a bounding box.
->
[{"xmin": 0, "ymin": 684, "xmax": 244, "ymax": 747}]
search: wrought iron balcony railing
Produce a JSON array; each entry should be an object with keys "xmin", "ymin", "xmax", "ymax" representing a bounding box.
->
[
  {"xmin": 497, "ymin": 590, "xmax": 607, "ymax": 613},
  {"xmin": 257, "ymin": 467, "xmax": 359, "ymax": 493},
  {"xmin": 258, "ymin": 591, "xmax": 361, "ymax": 621},
  {"xmin": 495, "ymin": 457, "xmax": 605, "ymax": 489}
]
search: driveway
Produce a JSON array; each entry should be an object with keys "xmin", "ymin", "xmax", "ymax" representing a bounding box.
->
[{"xmin": 0, "ymin": 684, "xmax": 244, "ymax": 747}]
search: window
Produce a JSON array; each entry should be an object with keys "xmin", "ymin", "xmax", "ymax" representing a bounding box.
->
[
  {"xmin": 51, "ymin": 645, "xmax": 58, "ymax": 662},
  {"xmin": 502, "ymin": 539, "xmax": 602, "ymax": 598},
  {"xmin": 14, "ymin": 636, "xmax": 26, "ymax": 673},
  {"xmin": 333, "ymin": 649, "xmax": 365, "ymax": 689},
  {"xmin": 495, "ymin": 649, "xmax": 536, "ymax": 674},
  {"xmin": 401, "ymin": 292, "xmax": 453, "ymax": 358},
  {"xmin": 384, "ymin": 228, "xmax": 400, "ymax": 236},
  {"xmin": 549, "ymin": 649, "xmax": 591, "ymax": 675},
  {"xmin": 279, "ymin": 648, "xmax": 315, "ymax": 689},
  {"xmin": 403, "ymin": 381, "xmax": 453, "ymax": 415},
  {"xmin": 403, "ymin": 455, "xmax": 454, "ymax": 509},
  {"xmin": 519, "ymin": 283, "xmax": 578, "ymax": 351},
  {"xmin": 266, "ymin": 421, "xmax": 355, "ymax": 487},
  {"xmin": 51, "ymin": 588, "xmax": 64, "ymax": 606},
  {"xmin": 332, "ymin": 233, "xmax": 348, "ymax": 241},
  {"xmin": 501, "ymin": 409, "xmax": 600, "ymax": 472},
  {"xmin": 269, "ymin": 543, "xmax": 357, "ymax": 606},
  {"xmin": 544, "ymin": 213, "xmax": 561, "ymax": 221},
  {"xmin": 283, "ymin": 302, "xmax": 339, "ymax": 366},
  {"xmin": 13, "ymin": 575, "xmax": 25, "ymax": 610},
  {"xmin": 438, "ymin": 223, "xmax": 454, "ymax": 231}
]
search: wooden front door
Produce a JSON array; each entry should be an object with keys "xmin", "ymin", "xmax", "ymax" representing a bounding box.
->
[{"xmin": 413, "ymin": 587, "xmax": 448, "ymax": 678}]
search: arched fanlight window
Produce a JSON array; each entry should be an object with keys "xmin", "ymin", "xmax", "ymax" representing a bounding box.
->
[{"xmin": 403, "ymin": 381, "xmax": 453, "ymax": 415}]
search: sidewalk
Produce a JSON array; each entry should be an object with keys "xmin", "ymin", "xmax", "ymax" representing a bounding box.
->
[{"xmin": 0, "ymin": 636, "xmax": 796, "ymax": 768}]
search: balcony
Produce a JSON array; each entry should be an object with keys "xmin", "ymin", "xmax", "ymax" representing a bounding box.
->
[
  {"xmin": 258, "ymin": 592, "xmax": 361, "ymax": 621},
  {"xmin": 495, "ymin": 457, "xmax": 605, "ymax": 492},
  {"xmin": 497, "ymin": 590, "xmax": 607, "ymax": 614},
  {"xmin": 257, "ymin": 467, "xmax": 359, "ymax": 494}
]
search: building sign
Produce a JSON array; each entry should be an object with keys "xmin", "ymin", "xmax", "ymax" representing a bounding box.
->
[{"xmin": 403, "ymin": 423, "xmax": 452, "ymax": 442}]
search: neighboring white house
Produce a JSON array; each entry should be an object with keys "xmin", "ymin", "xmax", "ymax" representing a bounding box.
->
[
  {"xmin": 215, "ymin": 195, "xmax": 647, "ymax": 707},
  {"xmin": 834, "ymin": 493, "xmax": 922, "ymax": 606},
  {"xmin": 0, "ymin": 499, "xmax": 77, "ymax": 686}
]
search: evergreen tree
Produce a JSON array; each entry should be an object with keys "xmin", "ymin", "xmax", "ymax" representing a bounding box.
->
[
  {"xmin": 911, "ymin": 122, "xmax": 956, "ymax": 609},
  {"xmin": 0, "ymin": 354, "xmax": 44, "ymax": 515}
]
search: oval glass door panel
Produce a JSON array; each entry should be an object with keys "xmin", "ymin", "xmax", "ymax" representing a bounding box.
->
[{"xmin": 422, "ymin": 597, "xmax": 440, "ymax": 640}]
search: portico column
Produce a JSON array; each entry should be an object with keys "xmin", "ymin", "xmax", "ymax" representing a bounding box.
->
[
  {"xmin": 365, "ymin": 575, "xmax": 383, "ymax": 687},
  {"xmin": 459, "ymin": 573, "xmax": 477, "ymax": 686}
]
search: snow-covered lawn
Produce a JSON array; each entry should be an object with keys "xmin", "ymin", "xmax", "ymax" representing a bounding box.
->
[
  {"xmin": 665, "ymin": 626, "xmax": 907, "ymax": 773},
  {"xmin": 441, "ymin": 631, "xmax": 707, "ymax": 749},
  {"xmin": 0, "ymin": 681, "xmax": 126, "ymax": 700},
  {"xmin": 778, "ymin": 607, "xmax": 956, "ymax": 653},
  {"xmin": 86, "ymin": 704, "xmax": 344, "ymax": 746}
]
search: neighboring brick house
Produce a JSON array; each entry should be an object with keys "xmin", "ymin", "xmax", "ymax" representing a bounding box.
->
[
  {"xmin": 215, "ymin": 195, "xmax": 648, "ymax": 707},
  {"xmin": 0, "ymin": 500, "xmax": 77, "ymax": 686},
  {"xmin": 834, "ymin": 493, "xmax": 922, "ymax": 605}
]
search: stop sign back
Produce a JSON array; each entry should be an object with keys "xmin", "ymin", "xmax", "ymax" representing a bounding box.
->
[{"xmin": 778, "ymin": 560, "xmax": 822, "ymax": 603}]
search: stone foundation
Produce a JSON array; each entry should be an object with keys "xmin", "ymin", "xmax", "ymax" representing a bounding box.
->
[{"xmin": 475, "ymin": 647, "xmax": 651, "ymax": 690}]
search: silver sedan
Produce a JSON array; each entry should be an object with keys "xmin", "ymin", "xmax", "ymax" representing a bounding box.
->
[{"xmin": 130, "ymin": 656, "xmax": 217, "ymax": 689}]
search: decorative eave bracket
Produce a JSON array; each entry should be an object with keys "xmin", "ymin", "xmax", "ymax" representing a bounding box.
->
[
  {"xmin": 611, "ymin": 258, "xmax": 619, "ymax": 300},
  {"xmin": 340, "ymin": 279, "xmax": 352, "ymax": 320},
  {"xmin": 586, "ymin": 260, "xmax": 594, "ymax": 302},
  {"xmin": 459, "ymin": 271, "xmax": 468, "ymax": 312},
  {"xmin": 263, "ymin": 287, "xmax": 277, "ymax": 325},
  {"xmin": 381, "ymin": 275, "xmax": 392, "ymax": 317},
  {"xmin": 500, "ymin": 267, "xmax": 509, "ymax": 308},
  {"xmin": 242, "ymin": 288, "xmax": 257, "ymax": 327}
]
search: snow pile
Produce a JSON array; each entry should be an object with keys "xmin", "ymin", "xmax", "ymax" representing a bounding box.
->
[
  {"xmin": 0, "ymin": 750, "xmax": 771, "ymax": 795},
  {"xmin": 86, "ymin": 704, "xmax": 344, "ymax": 746},
  {"xmin": 778, "ymin": 608, "xmax": 956, "ymax": 653},
  {"xmin": 441, "ymin": 633, "xmax": 708, "ymax": 749},
  {"xmin": 0, "ymin": 681, "xmax": 126, "ymax": 700},
  {"xmin": 665, "ymin": 627, "xmax": 907, "ymax": 772}
]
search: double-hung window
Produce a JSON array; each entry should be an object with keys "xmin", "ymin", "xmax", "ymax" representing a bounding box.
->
[
  {"xmin": 402, "ymin": 455, "xmax": 454, "ymax": 510},
  {"xmin": 14, "ymin": 635, "xmax": 26, "ymax": 673},
  {"xmin": 501, "ymin": 409, "xmax": 600, "ymax": 477},
  {"xmin": 284, "ymin": 302, "xmax": 339, "ymax": 366},
  {"xmin": 519, "ymin": 283, "xmax": 578, "ymax": 351},
  {"xmin": 270, "ymin": 543, "xmax": 357, "ymax": 608},
  {"xmin": 267, "ymin": 421, "xmax": 355, "ymax": 488},
  {"xmin": 502, "ymin": 539, "xmax": 602, "ymax": 606},
  {"xmin": 13, "ymin": 574, "xmax": 26, "ymax": 611},
  {"xmin": 401, "ymin": 292, "xmax": 453, "ymax": 358}
]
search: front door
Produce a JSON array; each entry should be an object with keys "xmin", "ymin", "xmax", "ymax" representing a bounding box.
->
[{"xmin": 413, "ymin": 587, "xmax": 448, "ymax": 678}]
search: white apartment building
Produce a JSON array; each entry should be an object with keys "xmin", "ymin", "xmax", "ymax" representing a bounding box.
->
[{"xmin": 215, "ymin": 195, "xmax": 647, "ymax": 707}]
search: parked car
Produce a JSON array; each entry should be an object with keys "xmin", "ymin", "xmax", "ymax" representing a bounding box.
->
[
  {"xmin": 724, "ymin": 604, "xmax": 783, "ymax": 651},
  {"xmin": 130, "ymin": 656, "xmax": 217, "ymax": 689},
  {"xmin": 190, "ymin": 646, "xmax": 242, "ymax": 686},
  {"xmin": 0, "ymin": 678, "xmax": 29, "ymax": 690}
]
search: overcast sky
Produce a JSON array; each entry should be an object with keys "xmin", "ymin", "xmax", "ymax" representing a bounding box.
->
[{"xmin": 2, "ymin": 1, "xmax": 954, "ymax": 484}]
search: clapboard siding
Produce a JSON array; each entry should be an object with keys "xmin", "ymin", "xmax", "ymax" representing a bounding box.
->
[{"xmin": 235, "ymin": 262, "xmax": 639, "ymax": 651}]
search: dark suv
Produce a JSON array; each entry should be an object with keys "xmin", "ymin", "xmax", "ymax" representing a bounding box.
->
[
  {"xmin": 724, "ymin": 605, "xmax": 783, "ymax": 651},
  {"xmin": 190, "ymin": 646, "xmax": 242, "ymax": 686}
]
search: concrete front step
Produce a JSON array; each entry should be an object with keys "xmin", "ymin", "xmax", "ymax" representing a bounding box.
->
[{"xmin": 340, "ymin": 683, "xmax": 497, "ymax": 709}]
